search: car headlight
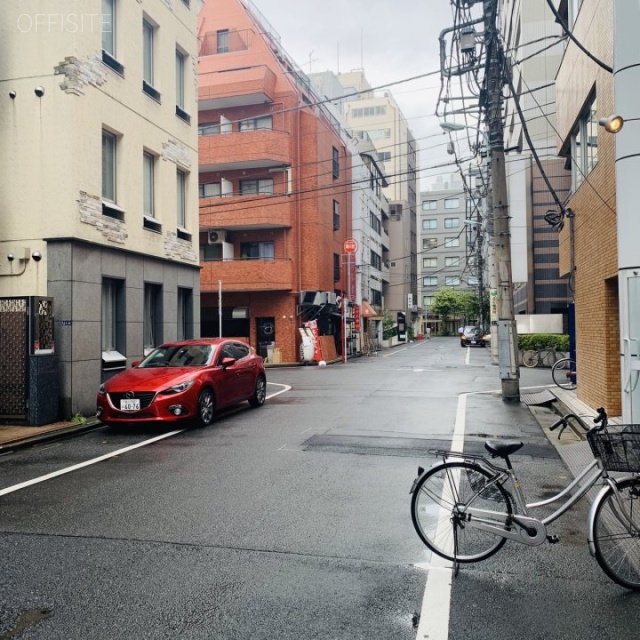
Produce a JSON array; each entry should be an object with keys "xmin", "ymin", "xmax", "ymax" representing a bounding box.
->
[{"xmin": 159, "ymin": 379, "xmax": 195, "ymax": 395}]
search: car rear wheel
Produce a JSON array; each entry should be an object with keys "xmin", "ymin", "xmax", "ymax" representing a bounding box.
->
[
  {"xmin": 249, "ymin": 375, "xmax": 267, "ymax": 408},
  {"xmin": 197, "ymin": 388, "xmax": 215, "ymax": 427}
]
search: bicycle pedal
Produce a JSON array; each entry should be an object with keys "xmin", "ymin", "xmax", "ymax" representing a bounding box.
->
[{"xmin": 547, "ymin": 534, "xmax": 560, "ymax": 544}]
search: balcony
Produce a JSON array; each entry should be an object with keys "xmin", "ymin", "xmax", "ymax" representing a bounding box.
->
[
  {"xmin": 199, "ymin": 128, "xmax": 290, "ymax": 172},
  {"xmin": 201, "ymin": 258, "xmax": 293, "ymax": 292},
  {"xmin": 200, "ymin": 194, "xmax": 293, "ymax": 230},
  {"xmin": 199, "ymin": 65, "xmax": 277, "ymax": 110}
]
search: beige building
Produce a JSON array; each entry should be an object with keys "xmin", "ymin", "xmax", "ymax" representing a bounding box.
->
[
  {"xmin": 336, "ymin": 71, "xmax": 419, "ymax": 332},
  {"xmin": 0, "ymin": 0, "xmax": 200, "ymax": 419}
]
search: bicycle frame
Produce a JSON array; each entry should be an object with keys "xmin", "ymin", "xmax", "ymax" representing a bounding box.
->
[{"xmin": 453, "ymin": 456, "xmax": 605, "ymax": 547}]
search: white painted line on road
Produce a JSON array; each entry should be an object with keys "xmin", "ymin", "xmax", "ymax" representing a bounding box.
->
[
  {"xmin": 464, "ymin": 346, "xmax": 470, "ymax": 365},
  {"xmin": 0, "ymin": 430, "xmax": 183, "ymax": 498},
  {"xmin": 0, "ymin": 385, "xmax": 290, "ymax": 498},
  {"xmin": 415, "ymin": 392, "xmax": 467, "ymax": 640}
]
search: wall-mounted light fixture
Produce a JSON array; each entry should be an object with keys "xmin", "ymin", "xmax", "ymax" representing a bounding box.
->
[
  {"xmin": 34, "ymin": 86, "xmax": 45, "ymax": 98},
  {"xmin": 599, "ymin": 114, "xmax": 624, "ymax": 134},
  {"xmin": 9, "ymin": 90, "xmax": 16, "ymax": 99}
]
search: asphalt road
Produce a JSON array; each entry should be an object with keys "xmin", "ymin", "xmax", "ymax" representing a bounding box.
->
[{"xmin": 1, "ymin": 338, "xmax": 639, "ymax": 639}]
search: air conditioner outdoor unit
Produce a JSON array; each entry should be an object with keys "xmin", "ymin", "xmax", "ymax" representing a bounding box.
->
[{"xmin": 208, "ymin": 230, "xmax": 227, "ymax": 244}]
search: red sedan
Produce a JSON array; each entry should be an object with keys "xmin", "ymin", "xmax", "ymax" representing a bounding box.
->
[{"xmin": 96, "ymin": 338, "xmax": 266, "ymax": 428}]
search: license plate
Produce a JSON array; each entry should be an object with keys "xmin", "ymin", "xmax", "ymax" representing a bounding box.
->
[
  {"xmin": 471, "ymin": 340, "xmax": 477, "ymax": 344},
  {"xmin": 120, "ymin": 399, "xmax": 140, "ymax": 411}
]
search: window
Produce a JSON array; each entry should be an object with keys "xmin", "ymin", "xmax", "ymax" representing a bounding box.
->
[
  {"xmin": 444, "ymin": 198, "xmax": 460, "ymax": 209},
  {"xmin": 177, "ymin": 169, "xmax": 186, "ymax": 228},
  {"xmin": 333, "ymin": 200, "xmax": 340, "ymax": 230},
  {"xmin": 198, "ymin": 123, "xmax": 220, "ymax": 136},
  {"xmin": 351, "ymin": 106, "xmax": 387, "ymax": 117},
  {"xmin": 239, "ymin": 116, "xmax": 273, "ymax": 131},
  {"xmin": 422, "ymin": 219, "xmax": 436, "ymax": 230},
  {"xmin": 217, "ymin": 29, "xmax": 229, "ymax": 54},
  {"xmin": 423, "ymin": 295, "xmax": 433, "ymax": 308},
  {"xmin": 175, "ymin": 49, "xmax": 190, "ymax": 122},
  {"xmin": 423, "ymin": 276, "xmax": 437, "ymax": 286},
  {"xmin": 423, "ymin": 238, "xmax": 437, "ymax": 250},
  {"xmin": 445, "ymin": 256, "xmax": 461, "ymax": 267},
  {"xmin": 444, "ymin": 217, "xmax": 460, "ymax": 229},
  {"xmin": 143, "ymin": 152, "xmax": 155, "ymax": 217},
  {"xmin": 332, "ymin": 147, "xmax": 340, "ymax": 178},
  {"xmin": 444, "ymin": 237, "xmax": 460, "ymax": 248},
  {"xmin": 102, "ymin": 130, "xmax": 117, "ymax": 204},
  {"xmin": 571, "ymin": 94, "xmax": 598, "ymax": 189},
  {"xmin": 240, "ymin": 241, "xmax": 274, "ymax": 259},
  {"xmin": 370, "ymin": 211, "xmax": 381, "ymax": 234},
  {"xmin": 366, "ymin": 129, "xmax": 391, "ymax": 139},
  {"xmin": 143, "ymin": 19, "xmax": 160, "ymax": 99},
  {"xmin": 333, "ymin": 253, "xmax": 340, "ymax": 281},
  {"xmin": 101, "ymin": 278, "xmax": 125, "ymax": 368},
  {"xmin": 239, "ymin": 178, "xmax": 273, "ymax": 195},
  {"xmin": 422, "ymin": 200, "xmax": 437, "ymax": 211},
  {"xmin": 445, "ymin": 276, "xmax": 460, "ymax": 286},
  {"xmin": 377, "ymin": 151, "xmax": 391, "ymax": 162},
  {"xmin": 143, "ymin": 283, "xmax": 162, "ymax": 354},
  {"xmin": 177, "ymin": 287, "xmax": 193, "ymax": 341},
  {"xmin": 102, "ymin": 0, "xmax": 116, "ymax": 56},
  {"xmin": 370, "ymin": 250, "xmax": 382, "ymax": 270},
  {"xmin": 423, "ymin": 257, "xmax": 437, "ymax": 269},
  {"xmin": 199, "ymin": 182, "xmax": 221, "ymax": 198}
]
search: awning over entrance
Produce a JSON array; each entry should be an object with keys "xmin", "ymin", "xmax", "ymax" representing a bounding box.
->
[{"xmin": 361, "ymin": 301, "xmax": 382, "ymax": 319}]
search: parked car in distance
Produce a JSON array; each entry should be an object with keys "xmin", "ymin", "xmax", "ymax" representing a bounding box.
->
[
  {"xmin": 96, "ymin": 338, "xmax": 266, "ymax": 428},
  {"xmin": 460, "ymin": 326, "xmax": 489, "ymax": 348}
]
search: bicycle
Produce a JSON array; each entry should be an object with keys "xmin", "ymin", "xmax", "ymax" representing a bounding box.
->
[
  {"xmin": 410, "ymin": 407, "xmax": 640, "ymax": 590},
  {"xmin": 551, "ymin": 356, "xmax": 577, "ymax": 390},
  {"xmin": 521, "ymin": 344, "xmax": 561, "ymax": 368}
]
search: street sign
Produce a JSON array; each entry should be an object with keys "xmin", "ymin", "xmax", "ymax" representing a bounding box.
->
[{"xmin": 343, "ymin": 238, "xmax": 358, "ymax": 254}]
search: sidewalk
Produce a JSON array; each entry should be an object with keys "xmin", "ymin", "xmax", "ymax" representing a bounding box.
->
[{"xmin": 0, "ymin": 418, "xmax": 101, "ymax": 453}]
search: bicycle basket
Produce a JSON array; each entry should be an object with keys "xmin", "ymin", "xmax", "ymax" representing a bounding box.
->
[{"xmin": 587, "ymin": 425, "xmax": 640, "ymax": 472}]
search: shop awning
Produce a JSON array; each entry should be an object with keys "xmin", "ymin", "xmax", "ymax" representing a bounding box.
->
[{"xmin": 361, "ymin": 301, "xmax": 382, "ymax": 318}]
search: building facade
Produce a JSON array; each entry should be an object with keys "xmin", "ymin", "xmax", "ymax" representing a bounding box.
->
[
  {"xmin": 419, "ymin": 176, "xmax": 479, "ymax": 334},
  {"xmin": 336, "ymin": 71, "xmax": 419, "ymax": 334},
  {"xmin": 0, "ymin": 0, "xmax": 200, "ymax": 419},
  {"xmin": 553, "ymin": 0, "xmax": 620, "ymax": 414},
  {"xmin": 500, "ymin": 0, "xmax": 573, "ymax": 319},
  {"xmin": 197, "ymin": 0, "xmax": 353, "ymax": 363}
]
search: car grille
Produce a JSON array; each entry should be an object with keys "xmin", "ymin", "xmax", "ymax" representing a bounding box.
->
[{"xmin": 108, "ymin": 391, "xmax": 156, "ymax": 409}]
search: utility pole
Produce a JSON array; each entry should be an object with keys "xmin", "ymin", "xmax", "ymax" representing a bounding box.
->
[{"xmin": 483, "ymin": 0, "xmax": 519, "ymax": 402}]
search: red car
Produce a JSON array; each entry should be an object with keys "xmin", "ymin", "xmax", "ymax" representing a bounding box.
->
[{"xmin": 96, "ymin": 338, "xmax": 266, "ymax": 428}]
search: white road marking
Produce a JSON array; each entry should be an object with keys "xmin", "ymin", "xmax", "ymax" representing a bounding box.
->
[
  {"xmin": 0, "ymin": 385, "xmax": 291, "ymax": 498},
  {"xmin": 415, "ymin": 393, "xmax": 467, "ymax": 640},
  {"xmin": 0, "ymin": 430, "xmax": 183, "ymax": 497}
]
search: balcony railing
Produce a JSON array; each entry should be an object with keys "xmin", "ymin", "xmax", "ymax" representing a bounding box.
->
[
  {"xmin": 199, "ymin": 194, "xmax": 293, "ymax": 230},
  {"xmin": 201, "ymin": 258, "xmax": 293, "ymax": 292},
  {"xmin": 199, "ymin": 29, "xmax": 252, "ymax": 56}
]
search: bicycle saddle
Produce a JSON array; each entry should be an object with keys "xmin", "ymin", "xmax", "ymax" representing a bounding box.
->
[{"xmin": 484, "ymin": 440, "xmax": 524, "ymax": 458}]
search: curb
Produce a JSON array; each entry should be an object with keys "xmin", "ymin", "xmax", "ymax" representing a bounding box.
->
[{"xmin": 0, "ymin": 420, "xmax": 103, "ymax": 454}]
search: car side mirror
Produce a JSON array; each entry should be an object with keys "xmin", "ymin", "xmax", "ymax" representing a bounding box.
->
[
  {"xmin": 220, "ymin": 357, "xmax": 236, "ymax": 368},
  {"xmin": 132, "ymin": 360, "xmax": 141, "ymax": 368}
]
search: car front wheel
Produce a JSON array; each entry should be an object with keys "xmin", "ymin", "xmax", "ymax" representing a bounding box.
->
[
  {"xmin": 249, "ymin": 375, "xmax": 267, "ymax": 408},
  {"xmin": 197, "ymin": 388, "xmax": 215, "ymax": 427}
]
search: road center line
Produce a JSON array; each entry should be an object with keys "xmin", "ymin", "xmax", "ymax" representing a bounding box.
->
[
  {"xmin": 415, "ymin": 392, "xmax": 467, "ymax": 640},
  {"xmin": 0, "ymin": 385, "xmax": 290, "ymax": 498}
]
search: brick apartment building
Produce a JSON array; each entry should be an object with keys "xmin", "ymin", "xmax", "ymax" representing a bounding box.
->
[
  {"xmin": 197, "ymin": 0, "xmax": 352, "ymax": 363},
  {"xmin": 553, "ymin": 0, "xmax": 620, "ymax": 414}
]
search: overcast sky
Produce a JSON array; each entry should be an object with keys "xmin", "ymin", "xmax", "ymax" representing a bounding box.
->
[{"xmin": 249, "ymin": 0, "xmax": 459, "ymax": 185}]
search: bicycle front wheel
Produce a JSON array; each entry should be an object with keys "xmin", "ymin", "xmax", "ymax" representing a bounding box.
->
[
  {"xmin": 522, "ymin": 350, "xmax": 539, "ymax": 368},
  {"xmin": 592, "ymin": 478, "xmax": 640, "ymax": 590},
  {"xmin": 411, "ymin": 461, "xmax": 512, "ymax": 563},
  {"xmin": 552, "ymin": 358, "xmax": 576, "ymax": 389}
]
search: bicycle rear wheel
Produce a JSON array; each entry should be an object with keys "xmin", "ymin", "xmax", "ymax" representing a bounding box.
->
[
  {"xmin": 411, "ymin": 461, "xmax": 512, "ymax": 563},
  {"xmin": 552, "ymin": 358, "xmax": 576, "ymax": 389},
  {"xmin": 592, "ymin": 479, "xmax": 640, "ymax": 590},
  {"xmin": 522, "ymin": 350, "xmax": 539, "ymax": 368}
]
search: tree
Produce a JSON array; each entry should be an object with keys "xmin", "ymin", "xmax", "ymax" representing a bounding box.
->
[{"xmin": 430, "ymin": 288, "xmax": 464, "ymax": 335}]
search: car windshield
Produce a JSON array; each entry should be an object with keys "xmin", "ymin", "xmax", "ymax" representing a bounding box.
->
[
  {"xmin": 463, "ymin": 326, "xmax": 481, "ymax": 335},
  {"xmin": 139, "ymin": 344, "xmax": 214, "ymax": 368}
]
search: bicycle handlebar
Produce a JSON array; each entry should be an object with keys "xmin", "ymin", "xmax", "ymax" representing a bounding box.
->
[{"xmin": 593, "ymin": 407, "xmax": 608, "ymax": 426}]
